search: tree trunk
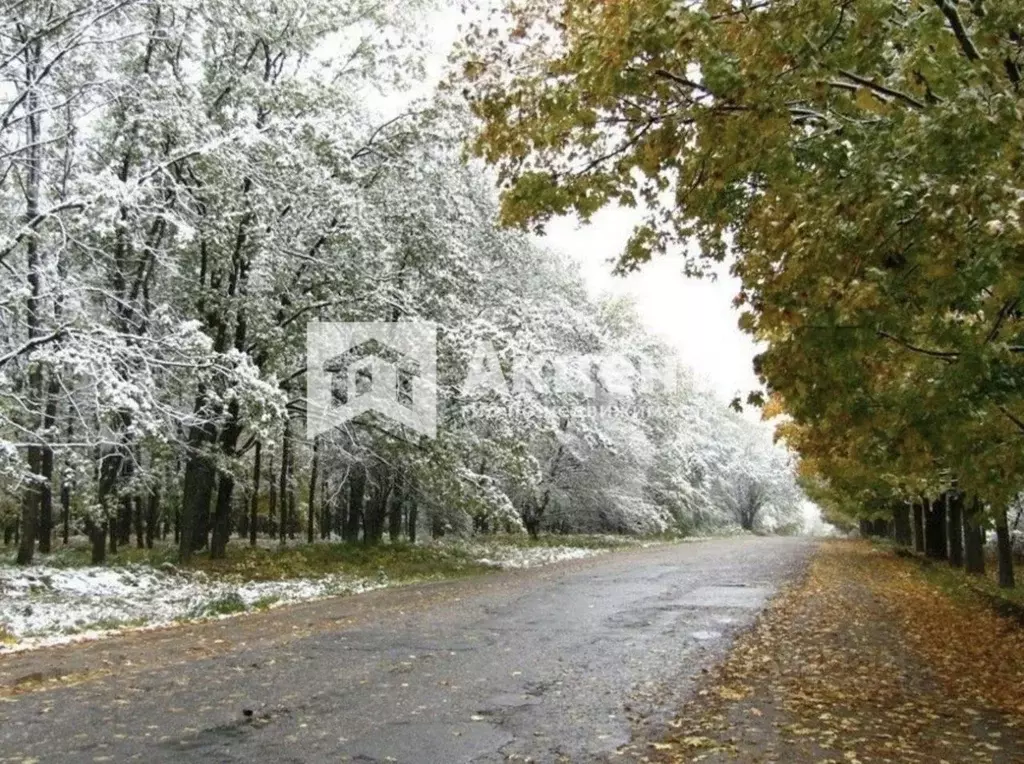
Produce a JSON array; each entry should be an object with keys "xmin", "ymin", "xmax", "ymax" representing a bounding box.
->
[
  {"xmin": 947, "ymin": 492, "xmax": 964, "ymax": 568},
  {"xmin": 86, "ymin": 518, "xmax": 106, "ymax": 565},
  {"xmin": 210, "ymin": 399, "xmax": 243, "ymax": 558},
  {"xmin": 93, "ymin": 451, "xmax": 120, "ymax": 565},
  {"xmin": 859, "ymin": 518, "xmax": 872, "ymax": 537},
  {"xmin": 17, "ymin": 448, "xmax": 42, "ymax": 565},
  {"xmin": 179, "ymin": 420, "xmax": 216, "ymax": 562},
  {"xmin": 963, "ymin": 495, "xmax": 985, "ymax": 576},
  {"xmin": 250, "ymin": 441, "xmax": 261, "ymax": 547},
  {"xmin": 278, "ymin": 420, "xmax": 291, "ymax": 546},
  {"xmin": 307, "ymin": 437, "xmax": 319, "ymax": 545},
  {"xmin": 108, "ymin": 505, "xmax": 119, "ymax": 555},
  {"xmin": 118, "ymin": 457, "xmax": 133, "ymax": 546},
  {"xmin": 893, "ymin": 503, "xmax": 912, "ymax": 547},
  {"xmin": 320, "ymin": 468, "xmax": 331, "ymax": 540},
  {"xmin": 333, "ymin": 479, "xmax": 347, "ymax": 540},
  {"xmin": 407, "ymin": 493, "xmax": 418, "ymax": 544},
  {"xmin": 145, "ymin": 489, "xmax": 159, "ymax": 550},
  {"xmin": 346, "ymin": 464, "xmax": 365, "ymax": 542},
  {"xmin": 267, "ymin": 447, "xmax": 278, "ymax": 539},
  {"xmin": 996, "ymin": 508, "xmax": 1015, "ymax": 588},
  {"xmin": 389, "ymin": 472, "xmax": 404, "ymax": 543},
  {"xmin": 210, "ymin": 472, "xmax": 234, "ymax": 559},
  {"xmin": 16, "ymin": 38, "xmax": 44, "ymax": 567},
  {"xmin": 133, "ymin": 495, "xmax": 144, "ymax": 549},
  {"xmin": 913, "ymin": 502, "xmax": 925, "ymax": 553},
  {"xmin": 364, "ymin": 479, "xmax": 390, "ymax": 547},
  {"xmin": 60, "ymin": 478, "xmax": 71, "ymax": 546},
  {"xmin": 924, "ymin": 496, "xmax": 947, "ymax": 560},
  {"xmin": 37, "ymin": 385, "xmax": 57, "ymax": 554}
]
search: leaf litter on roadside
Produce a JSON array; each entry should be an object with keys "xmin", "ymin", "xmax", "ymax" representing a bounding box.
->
[{"xmin": 637, "ymin": 541, "xmax": 1024, "ymax": 763}]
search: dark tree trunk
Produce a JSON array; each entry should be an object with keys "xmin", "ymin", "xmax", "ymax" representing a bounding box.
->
[
  {"xmin": 133, "ymin": 495, "xmax": 144, "ymax": 549},
  {"xmin": 109, "ymin": 507, "xmax": 118, "ymax": 555},
  {"xmin": 60, "ymin": 478, "xmax": 71, "ymax": 546},
  {"xmin": 333, "ymin": 480, "xmax": 347, "ymax": 540},
  {"xmin": 924, "ymin": 497, "xmax": 947, "ymax": 560},
  {"xmin": 407, "ymin": 494, "xmax": 418, "ymax": 544},
  {"xmin": 320, "ymin": 491, "xmax": 331, "ymax": 540},
  {"xmin": 307, "ymin": 437, "xmax": 319, "ymax": 545},
  {"xmin": 278, "ymin": 420, "xmax": 291, "ymax": 546},
  {"xmin": 389, "ymin": 472, "xmax": 403, "ymax": 543},
  {"xmin": 320, "ymin": 469, "xmax": 331, "ymax": 540},
  {"xmin": 913, "ymin": 502, "xmax": 925, "ymax": 553},
  {"xmin": 145, "ymin": 489, "xmax": 159, "ymax": 550},
  {"xmin": 210, "ymin": 472, "xmax": 234, "ymax": 559},
  {"xmin": 92, "ymin": 451, "xmax": 120, "ymax": 565},
  {"xmin": 249, "ymin": 441, "xmax": 261, "ymax": 547},
  {"xmin": 118, "ymin": 457, "xmax": 133, "ymax": 546},
  {"xmin": 86, "ymin": 518, "xmax": 106, "ymax": 564},
  {"xmin": 180, "ymin": 421, "xmax": 216, "ymax": 562},
  {"xmin": 267, "ymin": 448, "xmax": 278, "ymax": 539},
  {"xmin": 996, "ymin": 508, "xmax": 1015, "ymax": 588},
  {"xmin": 17, "ymin": 446, "xmax": 42, "ymax": 565},
  {"xmin": 893, "ymin": 503, "xmax": 912, "ymax": 547},
  {"xmin": 346, "ymin": 464, "xmax": 365, "ymax": 542},
  {"xmin": 364, "ymin": 479, "xmax": 390, "ymax": 547},
  {"xmin": 963, "ymin": 495, "xmax": 985, "ymax": 575},
  {"xmin": 16, "ymin": 41, "xmax": 44, "ymax": 567},
  {"xmin": 211, "ymin": 400, "xmax": 243, "ymax": 558},
  {"xmin": 37, "ymin": 387, "xmax": 57, "ymax": 554},
  {"xmin": 859, "ymin": 519, "xmax": 872, "ymax": 537},
  {"xmin": 947, "ymin": 492, "xmax": 964, "ymax": 568}
]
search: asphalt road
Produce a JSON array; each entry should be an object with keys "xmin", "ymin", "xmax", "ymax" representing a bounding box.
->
[{"xmin": 0, "ymin": 537, "xmax": 814, "ymax": 763}]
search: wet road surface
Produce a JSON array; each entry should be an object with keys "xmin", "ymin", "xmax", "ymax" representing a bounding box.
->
[{"xmin": 0, "ymin": 537, "xmax": 814, "ymax": 763}]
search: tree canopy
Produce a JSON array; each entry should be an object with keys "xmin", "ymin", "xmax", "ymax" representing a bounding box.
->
[{"xmin": 459, "ymin": 0, "xmax": 1024, "ymax": 527}]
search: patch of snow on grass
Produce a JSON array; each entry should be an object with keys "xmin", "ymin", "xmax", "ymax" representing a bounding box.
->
[
  {"xmin": 466, "ymin": 543, "xmax": 606, "ymax": 569},
  {"xmin": 0, "ymin": 564, "xmax": 383, "ymax": 653}
]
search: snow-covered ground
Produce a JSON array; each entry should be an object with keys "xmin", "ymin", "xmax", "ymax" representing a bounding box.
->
[
  {"xmin": 454, "ymin": 542, "xmax": 606, "ymax": 570},
  {"xmin": 0, "ymin": 539, "xmax": 623, "ymax": 654},
  {"xmin": 0, "ymin": 563, "xmax": 388, "ymax": 654}
]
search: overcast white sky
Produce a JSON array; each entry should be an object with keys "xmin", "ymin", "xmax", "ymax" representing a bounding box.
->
[
  {"xmin": 412, "ymin": 6, "xmax": 762, "ymax": 406},
  {"xmin": 535, "ymin": 210, "xmax": 762, "ymax": 406}
]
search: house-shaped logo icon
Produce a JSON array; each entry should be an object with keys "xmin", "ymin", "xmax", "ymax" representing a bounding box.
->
[{"xmin": 306, "ymin": 322, "xmax": 437, "ymax": 438}]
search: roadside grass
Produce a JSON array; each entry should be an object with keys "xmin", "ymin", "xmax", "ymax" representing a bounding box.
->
[
  {"xmin": 191, "ymin": 540, "xmax": 491, "ymax": 582},
  {"xmin": 0, "ymin": 538, "xmax": 491, "ymax": 581},
  {"xmin": 899, "ymin": 546, "xmax": 1024, "ymax": 618},
  {"xmin": 0, "ymin": 532, "xmax": 664, "ymax": 582},
  {"xmin": 0, "ymin": 531, "xmax": 699, "ymax": 598},
  {"xmin": 867, "ymin": 536, "xmax": 1024, "ymax": 613}
]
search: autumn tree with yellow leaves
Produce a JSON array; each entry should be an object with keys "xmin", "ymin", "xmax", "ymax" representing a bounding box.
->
[{"xmin": 459, "ymin": 0, "xmax": 1024, "ymax": 583}]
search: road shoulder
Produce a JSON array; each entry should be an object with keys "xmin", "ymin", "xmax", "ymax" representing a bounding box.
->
[{"xmin": 641, "ymin": 540, "xmax": 1024, "ymax": 763}]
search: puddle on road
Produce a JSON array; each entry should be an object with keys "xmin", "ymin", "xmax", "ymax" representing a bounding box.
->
[
  {"xmin": 689, "ymin": 630, "xmax": 721, "ymax": 641},
  {"xmin": 678, "ymin": 586, "xmax": 773, "ymax": 609}
]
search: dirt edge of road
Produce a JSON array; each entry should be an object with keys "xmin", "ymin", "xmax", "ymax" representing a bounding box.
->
[{"xmin": 638, "ymin": 540, "xmax": 1024, "ymax": 763}]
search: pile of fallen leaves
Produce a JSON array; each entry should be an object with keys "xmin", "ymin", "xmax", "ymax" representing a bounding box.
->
[{"xmin": 640, "ymin": 540, "xmax": 1024, "ymax": 763}]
